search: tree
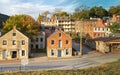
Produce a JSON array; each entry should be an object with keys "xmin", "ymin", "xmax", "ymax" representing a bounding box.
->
[
  {"xmin": 108, "ymin": 22, "xmax": 120, "ymax": 33},
  {"xmin": 42, "ymin": 10, "xmax": 50, "ymax": 17},
  {"xmin": 89, "ymin": 6, "xmax": 108, "ymax": 18},
  {"xmin": 3, "ymin": 14, "xmax": 39, "ymax": 38},
  {"xmin": 72, "ymin": 5, "xmax": 90, "ymax": 20},
  {"xmin": 37, "ymin": 14, "xmax": 45, "ymax": 25},
  {"xmin": 109, "ymin": 5, "xmax": 120, "ymax": 16},
  {"xmin": 53, "ymin": 11, "xmax": 69, "ymax": 17}
]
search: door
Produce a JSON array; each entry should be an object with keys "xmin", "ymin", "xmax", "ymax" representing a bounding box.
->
[
  {"xmin": 2, "ymin": 50, "xmax": 7, "ymax": 59},
  {"xmin": 58, "ymin": 50, "xmax": 61, "ymax": 57},
  {"xmin": 11, "ymin": 51, "xmax": 17, "ymax": 58}
]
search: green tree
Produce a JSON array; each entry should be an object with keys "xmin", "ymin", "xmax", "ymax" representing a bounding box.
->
[
  {"xmin": 108, "ymin": 22, "xmax": 120, "ymax": 33},
  {"xmin": 109, "ymin": 5, "xmax": 120, "ymax": 16},
  {"xmin": 52, "ymin": 11, "xmax": 69, "ymax": 17},
  {"xmin": 3, "ymin": 14, "xmax": 39, "ymax": 38},
  {"xmin": 89, "ymin": 6, "xmax": 108, "ymax": 18},
  {"xmin": 72, "ymin": 5, "xmax": 90, "ymax": 20}
]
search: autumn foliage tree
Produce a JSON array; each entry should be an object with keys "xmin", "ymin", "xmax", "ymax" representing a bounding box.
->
[{"xmin": 3, "ymin": 14, "xmax": 39, "ymax": 38}]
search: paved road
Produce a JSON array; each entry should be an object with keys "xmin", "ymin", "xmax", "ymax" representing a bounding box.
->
[{"xmin": 0, "ymin": 42, "xmax": 120, "ymax": 72}]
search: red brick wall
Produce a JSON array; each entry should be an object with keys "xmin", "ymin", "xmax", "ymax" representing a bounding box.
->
[{"xmin": 47, "ymin": 30, "xmax": 72, "ymax": 50}]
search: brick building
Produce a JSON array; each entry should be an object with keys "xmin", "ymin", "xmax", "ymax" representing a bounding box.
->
[{"xmin": 47, "ymin": 29, "xmax": 72, "ymax": 57}]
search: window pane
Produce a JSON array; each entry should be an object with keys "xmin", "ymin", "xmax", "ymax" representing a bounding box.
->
[
  {"xmin": 12, "ymin": 40, "xmax": 16, "ymax": 45},
  {"xmin": 51, "ymin": 50, "xmax": 55, "ymax": 56},
  {"xmin": 66, "ymin": 40, "xmax": 69, "ymax": 44},
  {"xmin": 59, "ymin": 40, "xmax": 62, "ymax": 48},
  {"xmin": 3, "ymin": 40, "xmax": 7, "ymax": 45},
  {"xmin": 22, "ymin": 40, "xmax": 25, "ymax": 45},
  {"xmin": 13, "ymin": 33, "xmax": 16, "ymax": 36},
  {"xmin": 59, "ymin": 33, "xmax": 61, "ymax": 37},
  {"xmin": 51, "ymin": 40, "xmax": 54, "ymax": 44},
  {"xmin": 40, "ymin": 38, "xmax": 43, "ymax": 42},
  {"xmin": 22, "ymin": 50, "xmax": 25, "ymax": 56}
]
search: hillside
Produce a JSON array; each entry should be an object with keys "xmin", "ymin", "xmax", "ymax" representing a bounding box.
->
[{"xmin": 0, "ymin": 13, "xmax": 9, "ymax": 28}]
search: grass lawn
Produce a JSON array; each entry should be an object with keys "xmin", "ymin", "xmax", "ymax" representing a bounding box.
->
[{"xmin": 1, "ymin": 59, "xmax": 120, "ymax": 75}]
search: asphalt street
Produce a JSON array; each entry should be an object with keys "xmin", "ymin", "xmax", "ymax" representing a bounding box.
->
[{"xmin": 0, "ymin": 42, "xmax": 120, "ymax": 72}]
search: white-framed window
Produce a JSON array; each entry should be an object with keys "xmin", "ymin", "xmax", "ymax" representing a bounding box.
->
[
  {"xmin": 3, "ymin": 40, "xmax": 7, "ymax": 45},
  {"xmin": 51, "ymin": 49, "xmax": 56, "ymax": 56},
  {"xmin": 59, "ymin": 40, "xmax": 62, "ymax": 48},
  {"xmin": 65, "ymin": 49, "xmax": 70, "ymax": 55},
  {"xmin": 21, "ymin": 50, "xmax": 25, "ymax": 56},
  {"xmin": 22, "ymin": 40, "xmax": 25, "ymax": 45},
  {"xmin": 12, "ymin": 40, "xmax": 16, "ymax": 45}
]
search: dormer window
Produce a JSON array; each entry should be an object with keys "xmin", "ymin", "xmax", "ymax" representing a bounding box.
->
[{"xmin": 13, "ymin": 33, "xmax": 16, "ymax": 36}]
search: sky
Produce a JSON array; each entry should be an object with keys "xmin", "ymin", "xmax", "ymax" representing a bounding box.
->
[{"xmin": 0, "ymin": 0, "xmax": 120, "ymax": 19}]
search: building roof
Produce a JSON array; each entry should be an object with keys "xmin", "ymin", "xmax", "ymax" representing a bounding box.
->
[
  {"xmin": 0, "ymin": 26, "xmax": 29, "ymax": 39},
  {"xmin": 95, "ymin": 19, "xmax": 106, "ymax": 28},
  {"xmin": 47, "ymin": 28, "xmax": 72, "ymax": 39},
  {"xmin": 87, "ymin": 37, "xmax": 120, "ymax": 42}
]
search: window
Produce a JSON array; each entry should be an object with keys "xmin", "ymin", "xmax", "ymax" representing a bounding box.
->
[
  {"xmin": 22, "ymin": 40, "xmax": 25, "ymax": 45},
  {"xmin": 95, "ymin": 28, "xmax": 97, "ymax": 31},
  {"xmin": 12, "ymin": 40, "xmax": 16, "ymax": 45},
  {"xmin": 59, "ymin": 33, "xmax": 61, "ymax": 37},
  {"xmin": 31, "ymin": 44, "xmax": 33, "ymax": 49},
  {"xmin": 98, "ymin": 28, "xmax": 100, "ymax": 31},
  {"xmin": 36, "ymin": 38, "xmax": 39, "ymax": 42},
  {"xmin": 66, "ymin": 40, "xmax": 69, "ymax": 44},
  {"xmin": 40, "ymin": 38, "xmax": 43, "ymax": 42},
  {"xmin": 13, "ymin": 33, "xmax": 16, "ymax": 36},
  {"xmin": 59, "ymin": 40, "xmax": 62, "ymax": 48},
  {"xmin": 102, "ymin": 28, "xmax": 104, "ymax": 31},
  {"xmin": 21, "ymin": 50, "xmax": 25, "ymax": 56},
  {"xmin": 65, "ymin": 49, "xmax": 70, "ymax": 55},
  {"xmin": 51, "ymin": 50, "xmax": 55, "ymax": 56},
  {"xmin": 51, "ymin": 40, "xmax": 54, "ymax": 45},
  {"xmin": 3, "ymin": 40, "xmax": 7, "ymax": 45},
  {"xmin": 36, "ymin": 44, "xmax": 38, "ymax": 49}
]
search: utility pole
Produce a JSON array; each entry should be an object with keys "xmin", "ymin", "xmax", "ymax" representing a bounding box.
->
[{"xmin": 79, "ymin": 20, "xmax": 83, "ymax": 57}]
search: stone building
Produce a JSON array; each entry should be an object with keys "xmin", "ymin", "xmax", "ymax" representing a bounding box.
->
[
  {"xmin": 86, "ymin": 37, "xmax": 120, "ymax": 53},
  {"xmin": 47, "ymin": 29, "xmax": 72, "ymax": 57},
  {"xmin": 30, "ymin": 32, "xmax": 45, "ymax": 49},
  {"xmin": 0, "ymin": 26, "xmax": 29, "ymax": 60}
]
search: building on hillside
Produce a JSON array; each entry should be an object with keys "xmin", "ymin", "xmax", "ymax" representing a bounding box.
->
[
  {"xmin": 93, "ymin": 19, "xmax": 111, "ymax": 38},
  {"xmin": 75, "ymin": 20, "xmax": 96, "ymax": 38},
  {"xmin": 56, "ymin": 16, "xmax": 75, "ymax": 33},
  {"xmin": 47, "ymin": 29, "xmax": 72, "ymax": 57},
  {"xmin": 30, "ymin": 32, "xmax": 45, "ymax": 49},
  {"xmin": 86, "ymin": 37, "xmax": 120, "ymax": 53},
  {"xmin": 0, "ymin": 26, "xmax": 29, "ymax": 60},
  {"xmin": 75, "ymin": 19, "xmax": 111, "ymax": 39},
  {"xmin": 112, "ymin": 14, "xmax": 120, "ymax": 22},
  {"xmin": 41, "ymin": 18, "xmax": 56, "ymax": 28}
]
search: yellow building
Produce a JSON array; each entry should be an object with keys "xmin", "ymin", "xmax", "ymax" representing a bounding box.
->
[{"xmin": 0, "ymin": 26, "xmax": 29, "ymax": 60}]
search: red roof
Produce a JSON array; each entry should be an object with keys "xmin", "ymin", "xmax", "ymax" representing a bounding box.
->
[{"xmin": 96, "ymin": 19, "xmax": 106, "ymax": 28}]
